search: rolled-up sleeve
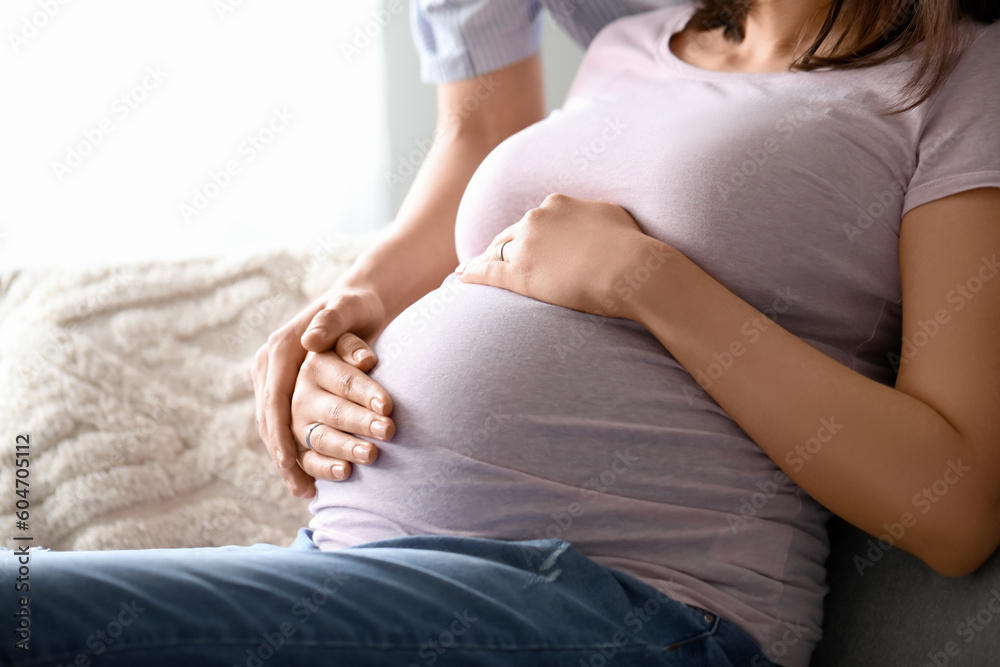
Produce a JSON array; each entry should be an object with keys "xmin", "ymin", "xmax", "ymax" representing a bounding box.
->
[{"xmin": 411, "ymin": 0, "xmax": 544, "ymax": 84}]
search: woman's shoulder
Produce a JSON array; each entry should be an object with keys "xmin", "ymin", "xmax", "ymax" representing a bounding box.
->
[
  {"xmin": 921, "ymin": 18, "xmax": 1000, "ymax": 111},
  {"xmin": 961, "ymin": 15, "xmax": 1000, "ymax": 45},
  {"xmin": 950, "ymin": 16, "xmax": 1000, "ymax": 70}
]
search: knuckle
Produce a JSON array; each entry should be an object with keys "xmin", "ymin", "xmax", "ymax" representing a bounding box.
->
[
  {"xmin": 325, "ymin": 402, "xmax": 347, "ymax": 426},
  {"xmin": 338, "ymin": 292, "xmax": 360, "ymax": 309},
  {"xmin": 254, "ymin": 343, "xmax": 268, "ymax": 367},
  {"xmin": 311, "ymin": 427, "xmax": 330, "ymax": 452},
  {"xmin": 267, "ymin": 328, "xmax": 294, "ymax": 349},
  {"xmin": 300, "ymin": 352, "xmax": 316, "ymax": 374},
  {"xmin": 290, "ymin": 388, "xmax": 305, "ymax": 412},
  {"xmin": 336, "ymin": 371, "xmax": 357, "ymax": 398},
  {"xmin": 319, "ymin": 308, "xmax": 347, "ymax": 332},
  {"xmin": 522, "ymin": 207, "xmax": 543, "ymax": 224}
]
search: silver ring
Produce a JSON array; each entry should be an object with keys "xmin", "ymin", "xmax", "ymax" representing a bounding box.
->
[
  {"xmin": 305, "ymin": 422, "xmax": 323, "ymax": 450},
  {"xmin": 496, "ymin": 240, "xmax": 510, "ymax": 262}
]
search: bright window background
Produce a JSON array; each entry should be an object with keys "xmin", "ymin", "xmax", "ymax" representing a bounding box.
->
[{"xmin": 0, "ymin": 0, "xmax": 584, "ymax": 270}]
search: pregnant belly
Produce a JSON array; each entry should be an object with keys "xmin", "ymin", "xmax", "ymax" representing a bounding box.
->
[{"xmin": 308, "ymin": 274, "xmax": 785, "ymax": 548}]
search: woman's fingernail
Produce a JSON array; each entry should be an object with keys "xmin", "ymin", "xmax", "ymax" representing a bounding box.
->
[
  {"xmin": 331, "ymin": 463, "xmax": 346, "ymax": 479},
  {"xmin": 306, "ymin": 326, "xmax": 327, "ymax": 339},
  {"xmin": 371, "ymin": 420, "xmax": 388, "ymax": 439},
  {"xmin": 455, "ymin": 261, "xmax": 467, "ymax": 274},
  {"xmin": 354, "ymin": 348, "xmax": 371, "ymax": 363},
  {"xmin": 353, "ymin": 444, "xmax": 371, "ymax": 463},
  {"xmin": 371, "ymin": 397, "xmax": 384, "ymax": 414}
]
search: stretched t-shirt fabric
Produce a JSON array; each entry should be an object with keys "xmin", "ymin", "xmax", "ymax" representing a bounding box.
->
[{"xmin": 312, "ymin": 5, "xmax": 1000, "ymax": 666}]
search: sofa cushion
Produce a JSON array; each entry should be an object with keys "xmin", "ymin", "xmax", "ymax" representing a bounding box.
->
[{"xmin": 811, "ymin": 516, "xmax": 1000, "ymax": 666}]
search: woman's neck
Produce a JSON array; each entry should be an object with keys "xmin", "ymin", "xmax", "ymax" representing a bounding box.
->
[
  {"xmin": 675, "ymin": 0, "xmax": 836, "ymax": 73},
  {"xmin": 741, "ymin": 0, "xmax": 834, "ymax": 63}
]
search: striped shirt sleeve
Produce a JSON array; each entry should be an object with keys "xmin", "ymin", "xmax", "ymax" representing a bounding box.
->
[
  {"xmin": 410, "ymin": 0, "xmax": 544, "ymax": 84},
  {"xmin": 409, "ymin": 0, "xmax": 690, "ymax": 84}
]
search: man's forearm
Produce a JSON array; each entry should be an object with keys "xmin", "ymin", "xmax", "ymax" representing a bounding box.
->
[
  {"xmin": 332, "ymin": 131, "xmax": 494, "ymax": 324},
  {"xmin": 336, "ymin": 58, "xmax": 546, "ymax": 326}
]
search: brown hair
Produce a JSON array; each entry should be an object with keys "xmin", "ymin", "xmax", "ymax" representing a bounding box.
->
[{"xmin": 690, "ymin": 0, "xmax": 999, "ymax": 111}]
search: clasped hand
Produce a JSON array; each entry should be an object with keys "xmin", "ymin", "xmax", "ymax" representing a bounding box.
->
[{"xmin": 258, "ymin": 193, "xmax": 669, "ymax": 495}]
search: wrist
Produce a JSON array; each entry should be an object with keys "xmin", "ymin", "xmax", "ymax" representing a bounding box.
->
[{"xmin": 610, "ymin": 235, "xmax": 677, "ymax": 324}]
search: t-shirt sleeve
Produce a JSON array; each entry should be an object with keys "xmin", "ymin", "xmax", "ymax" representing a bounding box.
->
[
  {"xmin": 410, "ymin": 0, "xmax": 544, "ymax": 84},
  {"xmin": 902, "ymin": 20, "xmax": 1000, "ymax": 217}
]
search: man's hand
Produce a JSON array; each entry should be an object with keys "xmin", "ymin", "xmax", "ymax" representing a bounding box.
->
[
  {"xmin": 252, "ymin": 288, "xmax": 391, "ymax": 497},
  {"xmin": 253, "ymin": 54, "xmax": 547, "ymax": 498}
]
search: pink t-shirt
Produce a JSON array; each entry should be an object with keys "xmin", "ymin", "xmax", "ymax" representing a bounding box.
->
[{"xmin": 311, "ymin": 5, "xmax": 1000, "ymax": 665}]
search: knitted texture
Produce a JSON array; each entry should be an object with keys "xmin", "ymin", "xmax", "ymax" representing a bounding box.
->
[{"xmin": 0, "ymin": 236, "xmax": 370, "ymax": 550}]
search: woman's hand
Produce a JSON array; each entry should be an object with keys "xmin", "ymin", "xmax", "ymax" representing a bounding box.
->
[
  {"xmin": 455, "ymin": 193, "xmax": 672, "ymax": 319},
  {"xmin": 289, "ymin": 348, "xmax": 395, "ymax": 485},
  {"xmin": 252, "ymin": 288, "xmax": 393, "ymax": 498}
]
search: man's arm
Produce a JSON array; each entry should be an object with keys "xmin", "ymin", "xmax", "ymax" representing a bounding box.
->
[
  {"xmin": 258, "ymin": 55, "xmax": 547, "ymax": 496},
  {"xmin": 311, "ymin": 54, "xmax": 547, "ymax": 333}
]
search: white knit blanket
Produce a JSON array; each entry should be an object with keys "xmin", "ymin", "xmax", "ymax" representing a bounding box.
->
[{"xmin": 0, "ymin": 237, "xmax": 371, "ymax": 551}]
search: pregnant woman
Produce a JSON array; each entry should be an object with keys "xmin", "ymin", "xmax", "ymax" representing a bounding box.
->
[{"xmin": 4, "ymin": 1, "xmax": 999, "ymax": 666}]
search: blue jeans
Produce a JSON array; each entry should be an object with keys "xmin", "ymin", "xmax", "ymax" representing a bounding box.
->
[{"xmin": 1, "ymin": 529, "xmax": 773, "ymax": 666}]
